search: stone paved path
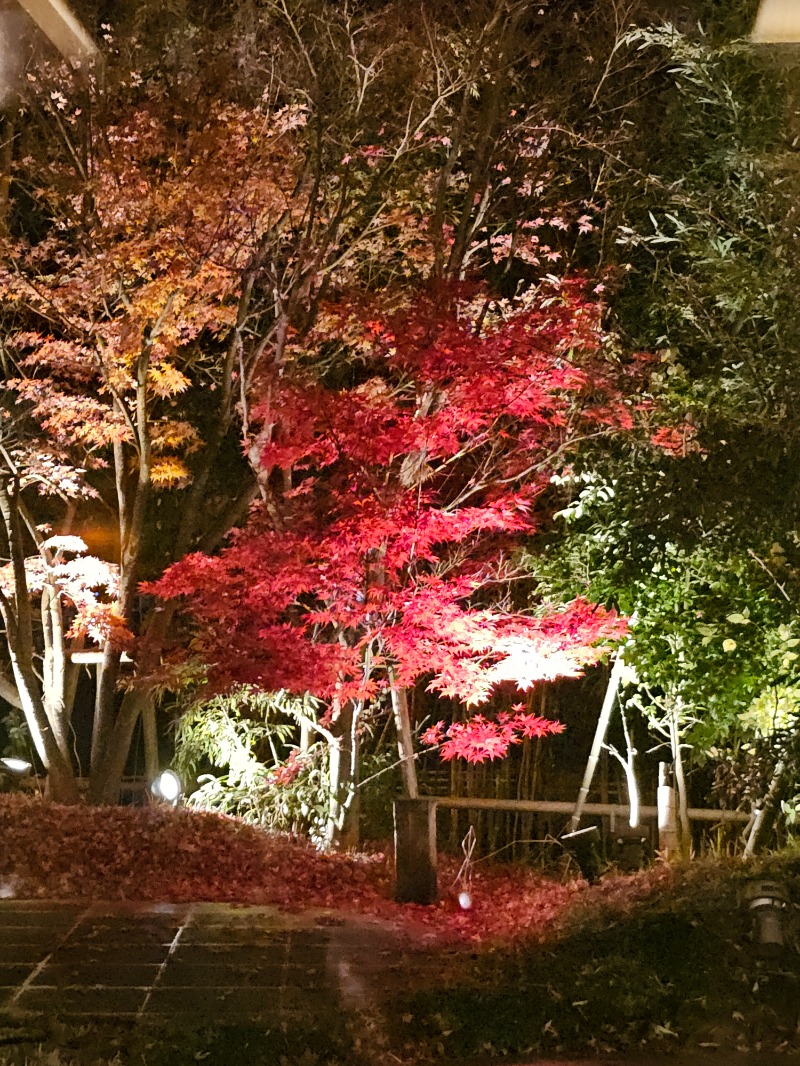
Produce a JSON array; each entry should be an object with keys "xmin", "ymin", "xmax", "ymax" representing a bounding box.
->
[
  {"xmin": 0, "ymin": 899, "xmax": 400, "ymax": 1025},
  {"xmin": 0, "ymin": 902, "xmax": 791, "ymax": 1066}
]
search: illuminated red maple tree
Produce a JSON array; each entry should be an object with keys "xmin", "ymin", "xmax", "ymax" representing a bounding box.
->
[{"xmin": 151, "ymin": 280, "xmax": 638, "ymax": 841}]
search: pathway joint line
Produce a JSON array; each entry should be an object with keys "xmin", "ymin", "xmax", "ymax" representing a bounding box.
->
[
  {"xmin": 8, "ymin": 903, "xmax": 93, "ymax": 1007},
  {"xmin": 136, "ymin": 904, "xmax": 192, "ymax": 1019}
]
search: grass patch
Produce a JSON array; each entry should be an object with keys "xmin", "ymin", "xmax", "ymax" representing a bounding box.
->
[{"xmin": 388, "ymin": 854, "xmax": 800, "ymax": 1060}]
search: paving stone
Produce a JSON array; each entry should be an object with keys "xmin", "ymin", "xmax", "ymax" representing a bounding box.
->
[
  {"xmin": 289, "ymin": 946, "xmax": 329, "ymax": 968},
  {"xmin": 170, "ymin": 946, "xmax": 284, "ymax": 966},
  {"xmin": 29, "ymin": 962, "xmax": 161, "ymax": 987},
  {"xmin": 145, "ymin": 985, "xmax": 284, "ymax": 1018},
  {"xmin": 69, "ymin": 925, "xmax": 179, "ymax": 946},
  {"xmin": 90, "ymin": 902, "xmax": 191, "ymax": 919},
  {"xmin": 49, "ymin": 943, "xmax": 170, "ymax": 965},
  {"xmin": 0, "ymin": 907, "xmax": 81, "ymax": 927},
  {"xmin": 0, "ymin": 964, "xmax": 36, "ymax": 988},
  {"xmin": 282, "ymin": 962, "xmax": 328, "ymax": 988},
  {"xmin": 159, "ymin": 963, "xmax": 286, "ymax": 988},
  {"xmin": 0, "ymin": 945, "xmax": 50, "ymax": 965},
  {"xmin": 14, "ymin": 985, "xmax": 148, "ymax": 1015},
  {"xmin": 280, "ymin": 986, "xmax": 340, "ymax": 1014},
  {"xmin": 0, "ymin": 900, "xmax": 404, "ymax": 1035},
  {"xmin": 187, "ymin": 904, "xmax": 282, "ymax": 922},
  {"xmin": 0, "ymin": 927, "xmax": 74, "ymax": 946},
  {"xmin": 179, "ymin": 926, "xmax": 293, "ymax": 946}
]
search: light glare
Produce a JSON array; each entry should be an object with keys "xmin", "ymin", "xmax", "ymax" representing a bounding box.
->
[
  {"xmin": 752, "ymin": 0, "xmax": 800, "ymax": 42},
  {"xmin": 0, "ymin": 757, "xmax": 33, "ymax": 775},
  {"xmin": 152, "ymin": 769, "xmax": 182, "ymax": 802}
]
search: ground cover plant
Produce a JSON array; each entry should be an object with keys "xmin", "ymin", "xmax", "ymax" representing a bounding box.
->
[{"xmin": 0, "ymin": 794, "xmax": 581, "ymax": 943}]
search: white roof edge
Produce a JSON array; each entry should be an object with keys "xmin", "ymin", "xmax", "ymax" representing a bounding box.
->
[
  {"xmin": 15, "ymin": 0, "xmax": 99, "ymax": 64},
  {"xmin": 752, "ymin": 0, "xmax": 800, "ymax": 43}
]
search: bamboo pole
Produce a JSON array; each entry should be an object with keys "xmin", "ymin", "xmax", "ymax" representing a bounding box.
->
[{"xmin": 569, "ymin": 651, "xmax": 627, "ymax": 833}]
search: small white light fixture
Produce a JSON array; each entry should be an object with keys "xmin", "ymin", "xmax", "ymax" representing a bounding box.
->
[
  {"xmin": 743, "ymin": 879, "xmax": 790, "ymax": 957},
  {"xmin": 151, "ymin": 769, "xmax": 183, "ymax": 806},
  {"xmin": 752, "ymin": 0, "xmax": 800, "ymax": 43},
  {"xmin": 0, "ymin": 757, "xmax": 33, "ymax": 776}
]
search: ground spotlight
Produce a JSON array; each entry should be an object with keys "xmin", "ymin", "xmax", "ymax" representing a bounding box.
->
[
  {"xmin": 150, "ymin": 769, "xmax": 183, "ymax": 806},
  {"xmin": 0, "ymin": 757, "xmax": 33, "ymax": 776}
]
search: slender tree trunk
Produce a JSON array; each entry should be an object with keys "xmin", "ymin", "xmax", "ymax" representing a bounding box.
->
[
  {"xmin": 743, "ymin": 759, "xmax": 786, "ymax": 859},
  {"xmin": 669, "ymin": 704, "xmax": 691, "ymax": 856},
  {"xmin": 4, "ymin": 655, "xmax": 79, "ymax": 802},
  {"xmin": 142, "ymin": 699, "xmax": 159, "ymax": 781},
  {"xmin": 0, "ymin": 476, "xmax": 78, "ymax": 802},
  {"xmin": 390, "ymin": 684, "xmax": 418, "ymax": 799},
  {"xmin": 324, "ymin": 701, "xmax": 360, "ymax": 850},
  {"xmin": 90, "ymin": 644, "xmax": 121, "ymax": 781},
  {"xmin": 0, "ymin": 670, "xmax": 22, "ymax": 709},
  {"xmin": 40, "ymin": 582, "xmax": 71, "ymax": 763},
  {"xmin": 0, "ymin": 113, "xmax": 13, "ymax": 236},
  {"xmin": 90, "ymin": 689, "xmax": 149, "ymax": 803}
]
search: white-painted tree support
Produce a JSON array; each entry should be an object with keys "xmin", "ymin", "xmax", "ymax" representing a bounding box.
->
[
  {"xmin": 569, "ymin": 651, "xmax": 627, "ymax": 833},
  {"xmin": 15, "ymin": 0, "xmax": 98, "ymax": 65},
  {"xmin": 657, "ymin": 762, "xmax": 679, "ymax": 856}
]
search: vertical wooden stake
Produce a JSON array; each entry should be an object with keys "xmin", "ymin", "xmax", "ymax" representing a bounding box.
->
[{"xmin": 394, "ymin": 798, "xmax": 437, "ymax": 904}]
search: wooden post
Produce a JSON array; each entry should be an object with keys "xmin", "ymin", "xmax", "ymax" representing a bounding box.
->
[
  {"xmin": 394, "ymin": 797, "xmax": 437, "ymax": 904},
  {"xmin": 658, "ymin": 762, "xmax": 679, "ymax": 857}
]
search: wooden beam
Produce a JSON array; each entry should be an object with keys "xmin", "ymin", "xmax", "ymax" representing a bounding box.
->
[
  {"xmin": 417, "ymin": 795, "xmax": 751, "ymax": 824},
  {"xmin": 15, "ymin": 0, "xmax": 98, "ymax": 65},
  {"xmin": 70, "ymin": 650, "xmax": 132, "ymax": 663}
]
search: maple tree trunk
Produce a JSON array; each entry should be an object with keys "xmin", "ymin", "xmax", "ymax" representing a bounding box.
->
[
  {"xmin": 390, "ymin": 684, "xmax": 418, "ymax": 799},
  {"xmin": 142, "ymin": 700, "xmax": 160, "ymax": 782},
  {"xmin": 90, "ymin": 645, "xmax": 121, "ymax": 782},
  {"xmin": 89, "ymin": 688, "xmax": 151, "ymax": 804},
  {"xmin": 5, "ymin": 657, "xmax": 79, "ymax": 803},
  {"xmin": 88, "ymin": 604, "xmax": 176, "ymax": 803},
  {"xmin": 40, "ymin": 583, "xmax": 72, "ymax": 764},
  {"xmin": 0, "ymin": 476, "xmax": 79, "ymax": 803},
  {"xmin": 324, "ymin": 701, "xmax": 360, "ymax": 850}
]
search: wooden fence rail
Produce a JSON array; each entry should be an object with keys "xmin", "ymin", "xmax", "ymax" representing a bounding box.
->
[
  {"xmin": 416, "ymin": 795, "xmax": 751, "ymax": 823},
  {"xmin": 394, "ymin": 796, "xmax": 751, "ymax": 904}
]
